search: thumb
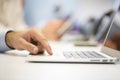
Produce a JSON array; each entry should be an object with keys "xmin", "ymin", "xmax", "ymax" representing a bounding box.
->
[{"xmin": 20, "ymin": 39, "xmax": 38, "ymax": 54}]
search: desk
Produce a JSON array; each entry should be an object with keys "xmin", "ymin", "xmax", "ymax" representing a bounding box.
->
[{"xmin": 0, "ymin": 41, "xmax": 120, "ymax": 80}]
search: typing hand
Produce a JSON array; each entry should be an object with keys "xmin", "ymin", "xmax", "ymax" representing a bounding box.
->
[{"xmin": 6, "ymin": 28, "xmax": 53, "ymax": 55}]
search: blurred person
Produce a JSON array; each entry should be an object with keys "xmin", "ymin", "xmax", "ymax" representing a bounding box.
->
[
  {"xmin": 24, "ymin": 0, "xmax": 79, "ymax": 40},
  {"xmin": 105, "ymin": 31, "xmax": 120, "ymax": 50},
  {"xmin": 105, "ymin": 13, "xmax": 120, "ymax": 51}
]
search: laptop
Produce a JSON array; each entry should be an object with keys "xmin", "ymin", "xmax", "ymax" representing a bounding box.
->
[
  {"xmin": 68, "ymin": 0, "xmax": 120, "ymax": 46},
  {"xmin": 26, "ymin": 11, "xmax": 120, "ymax": 63},
  {"xmin": 74, "ymin": 11, "xmax": 114, "ymax": 46},
  {"xmin": 74, "ymin": 9, "xmax": 118, "ymax": 46}
]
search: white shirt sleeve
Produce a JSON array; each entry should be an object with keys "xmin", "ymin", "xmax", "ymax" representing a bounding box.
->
[{"xmin": 0, "ymin": 28, "xmax": 12, "ymax": 52}]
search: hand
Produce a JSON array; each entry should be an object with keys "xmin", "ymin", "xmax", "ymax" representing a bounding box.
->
[
  {"xmin": 105, "ymin": 31, "xmax": 120, "ymax": 50},
  {"xmin": 42, "ymin": 20, "xmax": 65, "ymax": 40},
  {"xmin": 105, "ymin": 40, "xmax": 117, "ymax": 49},
  {"xmin": 6, "ymin": 28, "xmax": 53, "ymax": 55}
]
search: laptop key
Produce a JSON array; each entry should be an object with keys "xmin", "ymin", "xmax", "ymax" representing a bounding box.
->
[
  {"xmin": 76, "ymin": 51, "xmax": 89, "ymax": 58},
  {"xmin": 63, "ymin": 52, "xmax": 72, "ymax": 58},
  {"xmin": 82, "ymin": 51, "xmax": 96, "ymax": 58},
  {"xmin": 63, "ymin": 51, "xmax": 106, "ymax": 59},
  {"xmin": 91, "ymin": 51, "xmax": 105, "ymax": 58},
  {"xmin": 71, "ymin": 51, "xmax": 81, "ymax": 58}
]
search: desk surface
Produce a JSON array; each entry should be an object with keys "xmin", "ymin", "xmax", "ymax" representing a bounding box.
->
[{"xmin": 0, "ymin": 41, "xmax": 120, "ymax": 80}]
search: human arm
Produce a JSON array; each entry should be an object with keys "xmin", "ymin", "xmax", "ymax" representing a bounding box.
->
[
  {"xmin": 41, "ymin": 20, "xmax": 65, "ymax": 40},
  {"xmin": 0, "ymin": 28, "xmax": 53, "ymax": 55}
]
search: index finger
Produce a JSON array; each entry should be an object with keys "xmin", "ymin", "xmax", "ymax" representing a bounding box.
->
[{"xmin": 30, "ymin": 29, "xmax": 53, "ymax": 55}]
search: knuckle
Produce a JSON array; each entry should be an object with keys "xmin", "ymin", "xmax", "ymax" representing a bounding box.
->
[
  {"xmin": 31, "ymin": 28, "xmax": 37, "ymax": 32},
  {"xmin": 42, "ymin": 38, "xmax": 48, "ymax": 41}
]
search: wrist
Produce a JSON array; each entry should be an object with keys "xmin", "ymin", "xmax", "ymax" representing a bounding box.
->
[{"xmin": 5, "ymin": 31, "xmax": 15, "ymax": 49}]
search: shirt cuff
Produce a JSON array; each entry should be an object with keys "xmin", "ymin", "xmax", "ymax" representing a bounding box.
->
[{"xmin": 0, "ymin": 29, "xmax": 12, "ymax": 52}]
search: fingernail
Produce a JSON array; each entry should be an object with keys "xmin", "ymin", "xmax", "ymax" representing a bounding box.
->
[{"xmin": 49, "ymin": 47, "xmax": 53, "ymax": 55}]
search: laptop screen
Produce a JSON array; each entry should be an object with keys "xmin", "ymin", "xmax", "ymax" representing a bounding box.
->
[{"xmin": 104, "ymin": 12, "xmax": 120, "ymax": 51}]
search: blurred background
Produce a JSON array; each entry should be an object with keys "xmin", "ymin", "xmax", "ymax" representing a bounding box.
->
[
  {"xmin": 24, "ymin": 0, "xmax": 114, "ymax": 27},
  {"xmin": 23, "ymin": 0, "xmax": 120, "ymax": 44}
]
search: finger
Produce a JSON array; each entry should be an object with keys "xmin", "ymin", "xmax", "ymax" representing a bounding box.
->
[
  {"xmin": 36, "ymin": 35, "xmax": 53, "ymax": 55},
  {"xmin": 37, "ymin": 42, "xmax": 45, "ymax": 54},
  {"xmin": 31, "ymin": 30, "xmax": 53, "ymax": 55},
  {"xmin": 19, "ymin": 38, "xmax": 39, "ymax": 54}
]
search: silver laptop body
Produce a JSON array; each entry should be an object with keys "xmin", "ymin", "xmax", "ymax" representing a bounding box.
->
[{"xmin": 27, "ymin": 11, "xmax": 120, "ymax": 63}]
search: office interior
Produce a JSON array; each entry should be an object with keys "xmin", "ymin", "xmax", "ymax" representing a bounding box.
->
[
  {"xmin": 0, "ymin": 1, "xmax": 120, "ymax": 80},
  {"xmin": 0, "ymin": 0, "xmax": 119, "ymax": 56},
  {"xmin": 24, "ymin": 0, "xmax": 120, "ymax": 43}
]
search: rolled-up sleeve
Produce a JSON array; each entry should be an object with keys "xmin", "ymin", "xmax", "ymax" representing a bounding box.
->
[{"xmin": 0, "ymin": 28, "xmax": 11, "ymax": 52}]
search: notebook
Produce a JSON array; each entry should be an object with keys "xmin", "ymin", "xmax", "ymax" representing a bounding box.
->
[
  {"xmin": 67, "ymin": 0, "xmax": 120, "ymax": 46},
  {"xmin": 27, "ymin": 11, "xmax": 120, "ymax": 63},
  {"xmin": 74, "ymin": 10, "xmax": 116, "ymax": 46}
]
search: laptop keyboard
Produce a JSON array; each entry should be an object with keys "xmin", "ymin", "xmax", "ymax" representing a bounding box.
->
[{"xmin": 63, "ymin": 51, "xmax": 105, "ymax": 58}]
